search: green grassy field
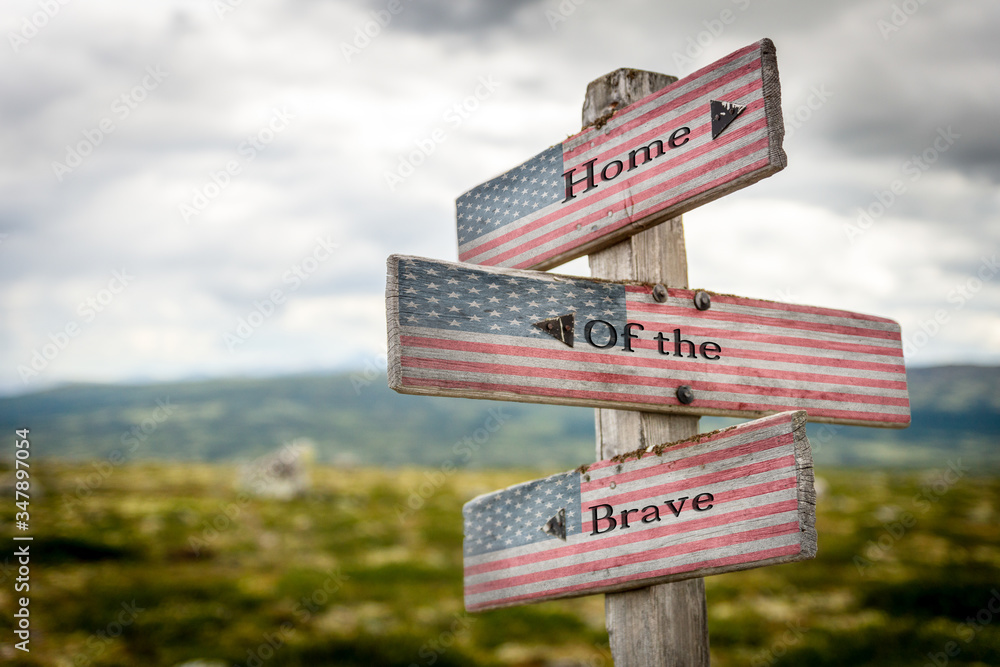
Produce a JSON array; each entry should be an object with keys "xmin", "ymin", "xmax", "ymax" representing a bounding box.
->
[{"xmin": 1, "ymin": 461, "xmax": 998, "ymax": 666}]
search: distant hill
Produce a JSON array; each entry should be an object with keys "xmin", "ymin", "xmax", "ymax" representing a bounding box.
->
[{"xmin": 0, "ymin": 366, "xmax": 996, "ymax": 469}]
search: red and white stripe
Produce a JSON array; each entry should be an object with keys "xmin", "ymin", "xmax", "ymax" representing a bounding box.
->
[
  {"xmin": 458, "ymin": 40, "xmax": 781, "ymax": 270},
  {"xmin": 396, "ymin": 283, "xmax": 910, "ymax": 428},
  {"xmin": 464, "ymin": 411, "xmax": 814, "ymax": 611}
]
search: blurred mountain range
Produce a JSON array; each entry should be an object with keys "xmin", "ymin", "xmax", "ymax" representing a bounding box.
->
[{"xmin": 1, "ymin": 365, "xmax": 996, "ymax": 470}]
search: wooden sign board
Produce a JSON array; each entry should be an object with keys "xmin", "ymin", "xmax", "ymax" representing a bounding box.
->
[
  {"xmin": 456, "ymin": 39, "xmax": 785, "ymax": 271},
  {"xmin": 462, "ymin": 411, "xmax": 816, "ymax": 611},
  {"xmin": 386, "ymin": 255, "xmax": 911, "ymax": 428}
]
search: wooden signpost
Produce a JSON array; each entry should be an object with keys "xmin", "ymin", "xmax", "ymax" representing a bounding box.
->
[
  {"xmin": 384, "ymin": 37, "xmax": 910, "ymax": 666},
  {"xmin": 463, "ymin": 411, "xmax": 816, "ymax": 612},
  {"xmin": 456, "ymin": 39, "xmax": 785, "ymax": 270},
  {"xmin": 386, "ymin": 254, "xmax": 910, "ymax": 428}
]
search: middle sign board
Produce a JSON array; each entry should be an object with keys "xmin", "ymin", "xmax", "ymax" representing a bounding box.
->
[{"xmin": 386, "ymin": 254, "xmax": 910, "ymax": 428}]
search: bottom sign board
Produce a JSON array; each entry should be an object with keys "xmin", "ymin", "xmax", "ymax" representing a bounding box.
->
[{"xmin": 462, "ymin": 410, "xmax": 816, "ymax": 611}]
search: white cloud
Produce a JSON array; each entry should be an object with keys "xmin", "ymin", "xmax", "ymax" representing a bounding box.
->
[{"xmin": 1, "ymin": 0, "xmax": 997, "ymax": 395}]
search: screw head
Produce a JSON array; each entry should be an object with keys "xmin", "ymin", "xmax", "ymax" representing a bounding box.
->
[
  {"xmin": 693, "ymin": 290, "xmax": 711, "ymax": 311},
  {"xmin": 546, "ymin": 322, "xmax": 554, "ymax": 330},
  {"xmin": 676, "ymin": 385, "xmax": 695, "ymax": 405},
  {"xmin": 564, "ymin": 324, "xmax": 573, "ymax": 332},
  {"xmin": 652, "ymin": 284, "xmax": 668, "ymax": 303}
]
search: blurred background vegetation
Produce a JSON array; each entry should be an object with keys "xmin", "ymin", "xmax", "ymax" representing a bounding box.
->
[
  {"xmin": 0, "ymin": 365, "xmax": 997, "ymax": 665},
  {"xmin": 1, "ymin": 366, "xmax": 997, "ymax": 469}
]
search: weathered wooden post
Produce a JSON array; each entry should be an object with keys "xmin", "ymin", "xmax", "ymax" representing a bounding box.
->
[{"xmin": 583, "ymin": 68, "xmax": 709, "ymax": 667}]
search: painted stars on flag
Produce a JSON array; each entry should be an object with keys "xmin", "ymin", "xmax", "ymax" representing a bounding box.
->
[
  {"xmin": 455, "ymin": 144, "xmax": 564, "ymax": 245},
  {"xmin": 397, "ymin": 257, "xmax": 627, "ymax": 342},
  {"xmin": 463, "ymin": 471, "xmax": 582, "ymax": 557}
]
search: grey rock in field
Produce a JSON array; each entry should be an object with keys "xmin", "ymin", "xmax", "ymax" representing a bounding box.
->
[{"xmin": 238, "ymin": 438, "xmax": 314, "ymax": 500}]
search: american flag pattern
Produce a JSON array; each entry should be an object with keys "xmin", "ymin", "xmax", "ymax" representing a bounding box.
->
[
  {"xmin": 462, "ymin": 411, "xmax": 815, "ymax": 611},
  {"xmin": 464, "ymin": 472, "xmax": 582, "ymax": 558},
  {"xmin": 386, "ymin": 255, "xmax": 911, "ymax": 428},
  {"xmin": 456, "ymin": 39, "xmax": 785, "ymax": 270}
]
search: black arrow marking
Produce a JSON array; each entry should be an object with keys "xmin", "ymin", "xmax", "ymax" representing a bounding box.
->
[
  {"xmin": 541, "ymin": 508, "xmax": 567, "ymax": 541},
  {"xmin": 710, "ymin": 99, "xmax": 747, "ymax": 140},
  {"xmin": 533, "ymin": 313, "xmax": 575, "ymax": 348}
]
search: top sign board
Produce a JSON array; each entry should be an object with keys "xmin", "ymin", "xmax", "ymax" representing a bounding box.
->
[{"xmin": 456, "ymin": 39, "xmax": 785, "ymax": 270}]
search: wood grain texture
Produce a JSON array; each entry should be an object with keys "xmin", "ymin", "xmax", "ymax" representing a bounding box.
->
[
  {"xmin": 581, "ymin": 68, "xmax": 679, "ymax": 130},
  {"xmin": 605, "ymin": 578, "xmax": 708, "ymax": 667},
  {"xmin": 589, "ymin": 216, "xmax": 690, "ymax": 289},
  {"xmin": 460, "ymin": 411, "xmax": 818, "ymax": 611},
  {"xmin": 760, "ymin": 37, "xmax": 787, "ymax": 175},
  {"xmin": 385, "ymin": 255, "xmax": 403, "ymax": 391},
  {"xmin": 791, "ymin": 410, "xmax": 818, "ymax": 559},
  {"xmin": 456, "ymin": 39, "xmax": 787, "ymax": 271},
  {"xmin": 586, "ymin": 62, "xmax": 708, "ymax": 657},
  {"xmin": 384, "ymin": 253, "xmax": 911, "ymax": 428}
]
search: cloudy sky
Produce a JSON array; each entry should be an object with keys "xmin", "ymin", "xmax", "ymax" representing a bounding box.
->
[{"xmin": 1, "ymin": 0, "xmax": 997, "ymax": 396}]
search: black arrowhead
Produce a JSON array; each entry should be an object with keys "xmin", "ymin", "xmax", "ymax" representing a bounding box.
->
[
  {"xmin": 533, "ymin": 313, "xmax": 575, "ymax": 348},
  {"xmin": 541, "ymin": 508, "xmax": 566, "ymax": 541},
  {"xmin": 710, "ymin": 99, "xmax": 747, "ymax": 140}
]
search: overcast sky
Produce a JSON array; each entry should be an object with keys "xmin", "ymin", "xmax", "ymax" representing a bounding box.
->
[{"xmin": 1, "ymin": 0, "xmax": 998, "ymax": 396}]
